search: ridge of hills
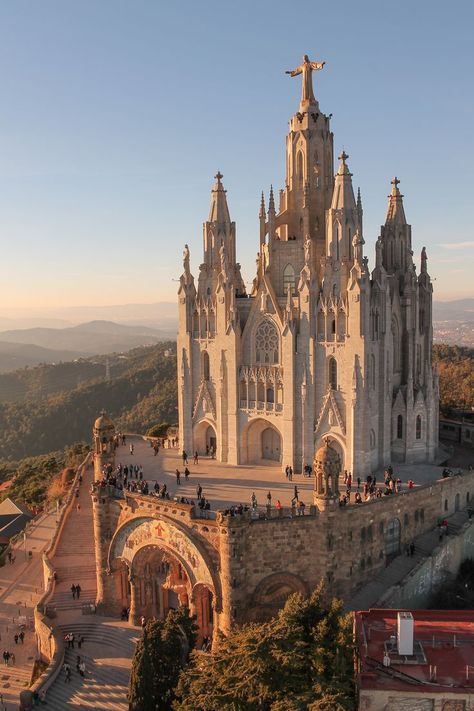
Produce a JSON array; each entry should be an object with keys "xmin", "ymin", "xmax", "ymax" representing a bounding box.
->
[
  {"xmin": 0, "ymin": 342, "xmax": 177, "ymax": 460},
  {"xmin": 0, "ymin": 319, "xmax": 176, "ymax": 372}
]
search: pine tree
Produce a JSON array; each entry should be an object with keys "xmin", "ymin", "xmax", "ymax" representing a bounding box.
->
[
  {"xmin": 128, "ymin": 607, "xmax": 197, "ymax": 711},
  {"xmin": 174, "ymin": 585, "xmax": 355, "ymax": 710}
]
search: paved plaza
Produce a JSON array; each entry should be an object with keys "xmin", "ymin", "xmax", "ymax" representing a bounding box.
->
[
  {"xmin": 0, "ymin": 508, "xmax": 57, "ymax": 710},
  {"xmin": 115, "ymin": 435, "xmax": 452, "ymax": 512}
]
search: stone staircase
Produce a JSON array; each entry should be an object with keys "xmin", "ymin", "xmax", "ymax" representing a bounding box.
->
[
  {"xmin": 49, "ymin": 588, "xmax": 96, "ymax": 612},
  {"xmin": 41, "ymin": 621, "xmax": 138, "ymax": 710},
  {"xmin": 50, "ymin": 464, "xmax": 98, "ymax": 613},
  {"xmin": 55, "ymin": 563, "xmax": 98, "ymax": 580},
  {"xmin": 347, "ymin": 510, "xmax": 470, "ymax": 611}
]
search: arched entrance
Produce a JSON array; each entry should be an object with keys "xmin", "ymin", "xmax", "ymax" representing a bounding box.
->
[
  {"xmin": 108, "ymin": 516, "xmax": 220, "ymax": 644},
  {"xmin": 193, "ymin": 420, "xmax": 217, "ymax": 456},
  {"xmin": 130, "ymin": 545, "xmax": 190, "ymax": 622},
  {"xmin": 262, "ymin": 427, "xmax": 281, "ymax": 461},
  {"xmin": 243, "ymin": 419, "xmax": 282, "ymax": 465},
  {"xmin": 247, "ymin": 573, "xmax": 308, "ymax": 622}
]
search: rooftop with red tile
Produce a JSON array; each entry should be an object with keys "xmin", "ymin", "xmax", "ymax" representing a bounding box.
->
[{"xmin": 355, "ymin": 608, "xmax": 474, "ymax": 694}]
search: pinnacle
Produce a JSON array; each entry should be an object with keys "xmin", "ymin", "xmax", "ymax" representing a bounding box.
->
[
  {"xmin": 336, "ymin": 150, "xmax": 352, "ymax": 177},
  {"xmin": 386, "ymin": 176, "xmax": 407, "ymax": 224},
  {"xmin": 268, "ymin": 185, "xmax": 275, "ymax": 213},
  {"xmin": 208, "ymin": 172, "xmax": 231, "ymax": 223}
]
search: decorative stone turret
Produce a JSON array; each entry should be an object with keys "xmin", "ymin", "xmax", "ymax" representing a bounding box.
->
[
  {"xmin": 313, "ymin": 438, "xmax": 341, "ymax": 510},
  {"xmin": 93, "ymin": 411, "xmax": 115, "ymax": 456}
]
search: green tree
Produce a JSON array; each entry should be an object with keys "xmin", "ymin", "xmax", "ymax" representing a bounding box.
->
[
  {"xmin": 174, "ymin": 585, "xmax": 355, "ymax": 711},
  {"xmin": 128, "ymin": 607, "xmax": 197, "ymax": 711}
]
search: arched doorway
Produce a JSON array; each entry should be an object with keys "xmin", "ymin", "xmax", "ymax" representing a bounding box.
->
[
  {"xmin": 243, "ymin": 419, "xmax": 282, "ymax": 465},
  {"xmin": 193, "ymin": 420, "xmax": 217, "ymax": 456},
  {"xmin": 247, "ymin": 573, "xmax": 308, "ymax": 622},
  {"xmin": 261, "ymin": 427, "xmax": 281, "ymax": 461},
  {"xmin": 130, "ymin": 545, "xmax": 191, "ymax": 622}
]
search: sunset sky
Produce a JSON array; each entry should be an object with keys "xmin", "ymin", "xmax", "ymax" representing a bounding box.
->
[{"xmin": 0, "ymin": 0, "xmax": 472, "ymax": 312}]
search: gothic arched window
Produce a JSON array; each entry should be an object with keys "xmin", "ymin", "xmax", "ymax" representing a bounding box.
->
[
  {"xmin": 296, "ymin": 151, "xmax": 304, "ymax": 184},
  {"xmin": 370, "ymin": 429, "xmax": 376, "ymax": 450},
  {"xmin": 397, "ymin": 414, "xmax": 403, "ymax": 440},
  {"xmin": 392, "ymin": 317, "xmax": 401, "ymax": 372},
  {"xmin": 283, "ymin": 264, "xmax": 296, "ymax": 293},
  {"xmin": 202, "ymin": 351, "xmax": 210, "ymax": 381},
  {"xmin": 329, "ymin": 357, "xmax": 337, "ymax": 390},
  {"xmin": 416, "ymin": 415, "xmax": 422, "ymax": 440},
  {"xmin": 255, "ymin": 321, "xmax": 279, "ymax": 364}
]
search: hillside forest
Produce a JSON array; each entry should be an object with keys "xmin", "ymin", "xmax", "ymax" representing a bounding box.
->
[{"xmin": 0, "ymin": 342, "xmax": 471, "ymax": 507}]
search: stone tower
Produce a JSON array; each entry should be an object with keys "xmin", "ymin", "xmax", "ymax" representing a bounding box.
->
[{"xmin": 177, "ymin": 56, "xmax": 438, "ymax": 475}]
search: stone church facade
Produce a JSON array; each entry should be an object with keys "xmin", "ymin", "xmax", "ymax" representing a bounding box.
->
[{"xmin": 177, "ymin": 56, "xmax": 438, "ymax": 475}]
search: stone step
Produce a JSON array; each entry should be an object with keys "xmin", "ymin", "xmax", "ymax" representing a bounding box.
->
[
  {"xmin": 52, "ymin": 589, "xmax": 96, "ymax": 601},
  {"xmin": 43, "ymin": 624, "xmax": 136, "ymax": 710}
]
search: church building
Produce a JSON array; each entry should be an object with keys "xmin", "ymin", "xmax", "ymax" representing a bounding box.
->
[{"xmin": 177, "ymin": 55, "xmax": 438, "ymax": 476}]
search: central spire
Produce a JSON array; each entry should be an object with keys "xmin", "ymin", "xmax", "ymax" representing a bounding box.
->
[
  {"xmin": 208, "ymin": 171, "xmax": 230, "ymax": 223},
  {"xmin": 286, "ymin": 54, "xmax": 326, "ymax": 107}
]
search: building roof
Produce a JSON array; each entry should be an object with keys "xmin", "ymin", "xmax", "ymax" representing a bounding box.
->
[
  {"xmin": 0, "ymin": 498, "xmax": 34, "ymax": 539},
  {"xmin": 94, "ymin": 411, "xmax": 115, "ymax": 431},
  {"xmin": 0, "ymin": 513, "xmax": 31, "ymax": 539},
  {"xmin": 0, "ymin": 498, "xmax": 33, "ymax": 517},
  {"xmin": 355, "ymin": 608, "xmax": 474, "ymax": 694}
]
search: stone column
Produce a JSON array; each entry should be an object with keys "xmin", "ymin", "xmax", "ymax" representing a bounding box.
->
[{"xmin": 129, "ymin": 576, "xmax": 140, "ymax": 625}]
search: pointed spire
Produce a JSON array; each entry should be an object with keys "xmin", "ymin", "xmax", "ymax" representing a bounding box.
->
[
  {"xmin": 268, "ymin": 185, "xmax": 275, "ymax": 214},
  {"xmin": 330, "ymin": 151, "xmax": 356, "ymax": 210},
  {"xmin": 259, "ymin": 191, "xmax": 266, "ymax": 219},
  {"xmin": 208, "ymin": 171, "xmax": 231, "ymax": 223},
  {"xmin": 385, "ymin": 177, "xmax": 407, "ymax": 224},
  {"xmin": 267, "ymin": 185, "xmax": 276, "ymax": 241}
]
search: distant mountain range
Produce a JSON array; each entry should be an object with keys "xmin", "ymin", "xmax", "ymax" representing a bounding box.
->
[
  {"xmin": 433, "ymin": 299, "xmax": 474, "ymax": 322},
  {"xmin": 0, "ymin": 320, "xmax": 175, "ymax": 373},
  {"xmin": 0, "ymin": 298, "xmax": 471, "ymax": 373}
]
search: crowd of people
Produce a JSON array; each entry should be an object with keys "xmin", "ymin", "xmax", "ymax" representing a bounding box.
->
[{"xmin": 338, "ymin": 467, "xmax": 414, "ymax": 507}]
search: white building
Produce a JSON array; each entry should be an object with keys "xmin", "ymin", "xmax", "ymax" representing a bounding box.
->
[{"xmin": 177, "ymin": 55, "xmax": 438, "ymax": 476}]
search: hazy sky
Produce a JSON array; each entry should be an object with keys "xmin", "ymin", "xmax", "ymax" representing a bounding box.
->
[{"xmin": 0, "ymin": 0, "xmax": 472, "ymax": 311}]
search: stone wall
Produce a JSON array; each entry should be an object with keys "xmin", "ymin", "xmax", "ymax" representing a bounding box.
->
[
  {"xmin": 100, "ymin": 469, "xmax": 474, "ymax": 634},
  {"xmin": 377, "ymin": 520, "xmax": 474, "ymax": 609}
]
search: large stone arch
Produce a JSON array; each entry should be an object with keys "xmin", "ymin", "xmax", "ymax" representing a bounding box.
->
[
  {"xmin": 108, "ymin": 515, "xmax": 221, "ymax": 608},
  {"xmin": 193, "ymin": 419, "xmax": 217, "ymax": 455},
  {"xmin": 241, "ymin": 418, "xmax": 282, "ymax": 465},
  {"xmin": 246, "ymin": 572, "xmax": 309, "ymax": 622}
]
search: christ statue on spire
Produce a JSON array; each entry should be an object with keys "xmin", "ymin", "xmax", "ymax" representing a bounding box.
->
[{"xmin": 286, "ymin": 54, "xmax": 325, "ymax": 105}]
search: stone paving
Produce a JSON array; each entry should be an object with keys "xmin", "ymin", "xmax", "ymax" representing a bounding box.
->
[
  {"xmin": 115, "ymin": 435, "xmax": 451, "ymax": 512},
  {"xmin": 0, "ymin": 508, "xmax": 57, "ymax": 711},
  {"xmin": 117, "ymin": 436, "xmax": 314, "ymax": 510}
]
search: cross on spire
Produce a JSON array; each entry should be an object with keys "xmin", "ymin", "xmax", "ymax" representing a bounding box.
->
[
  {"xmin": 215, "ymin": 171, "xmax": 223, "ymax": 182},
  {"xmin": 339, "ymin": 150, "xmax": 349, "ymax": 163},
  {"xmin": 391, "ymin": 176, "xmax": 400, "ymax": 188}
]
